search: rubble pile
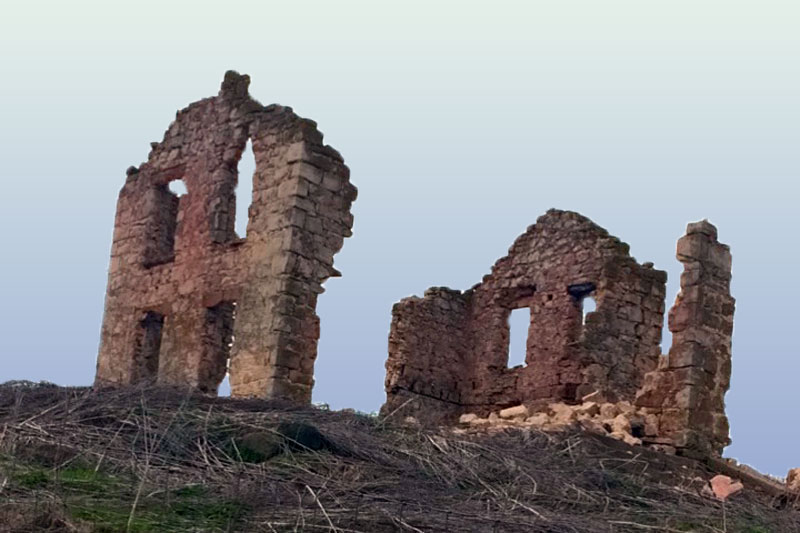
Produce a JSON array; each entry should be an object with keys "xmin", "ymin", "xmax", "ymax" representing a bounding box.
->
[{"xmin": 455, "ymin": 400, "xmax": 652, "ymax": 449}]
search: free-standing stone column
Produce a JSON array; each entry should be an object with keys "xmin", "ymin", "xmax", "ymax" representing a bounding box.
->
[{"xmin": 636, "ymin": 220, "xmax": 735, "ymax": 455}]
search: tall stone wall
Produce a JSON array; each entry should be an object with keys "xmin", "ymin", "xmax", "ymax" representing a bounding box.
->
[
  {"xmin": 383, "ymin": 210, "xmax": 667, "ymax": 417},
  {"xmin": 95, "ymin": 71, "xmax": 357, "ymax": 402},
  {"xmin": 635, "ymin": 221, "xmax": 734, "ymax": 455}
]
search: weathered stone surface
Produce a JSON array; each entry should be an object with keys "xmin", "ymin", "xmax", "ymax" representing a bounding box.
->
[
  {"xmin": 574, "ymin": 401, "xmax": 600, "ymax": 417},
  {"xmin": 600, "ymin": 403, "xmax": 621, "ymax": 419},
  {"xmin": 787, "ymin": 468, "xmax": 800, "ymax": 492},
  {"xmin": 456, "ymin": 400, "xmax": 648, "ymax": 446},
  {"xmin": 610, "ymin": 414, "xmax": 631, "ymax": 434},
  {"xmin": 526, "ymin": 413, "xmax": 550, "ymax": 426},
  {"xmin": 459, "ymin": 413, "xmax": 479, "ymax": 424},
  {"xmin": 95, "ymin": 71, "xmax": 357, "ymax": 402},
  {"xmin": 499, "ymin": 405, "xmax": 528, "ymax": 419},
  {"xmin": 548, "ymin": 403, "xmax": 577, "ymax": 424},
  {"xmin": 383, "ymin": 210, "xmax": 666, "ymax": 418},
  {"xmin": 635, "ymin": 220, "xmax": 734, "ymax": 455},
  {"xmin": 710, "ymin": 474, "xmax": 744, "ymax": 501}
]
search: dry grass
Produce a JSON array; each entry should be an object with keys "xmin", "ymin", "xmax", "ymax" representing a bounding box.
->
[{"xmin": 0, "ymin": 383, "xmax": 797, "ymax": 532}]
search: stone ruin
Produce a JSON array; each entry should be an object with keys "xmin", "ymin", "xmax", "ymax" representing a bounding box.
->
[
  {"xmin": 95, "ymin": 71, "xmax": 357, "ymax": 402},
  {"xmin": 636, "ymin": 220, "xmax": 735, "ymax": 455},
  {"xmin": 92, "ymin": 71, "xmax": 738, "ymax": 457},
  {"xmin": 383, "ymin": 210, "xmax": 735, "ymax": 456}
]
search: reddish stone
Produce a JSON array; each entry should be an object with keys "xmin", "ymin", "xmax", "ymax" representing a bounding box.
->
[
  {"xmin": 383, "ymin": 210, "xmax": 666, "ymax": 419},
  {"xmin": 635, "ymin": 220, "xmax": 734, "ymax": 455},
  {"xmin": 95, "ymin": 72, "xmax": 356, "ymax": 402}
]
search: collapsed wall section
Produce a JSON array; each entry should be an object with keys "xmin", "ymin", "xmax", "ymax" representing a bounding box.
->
[
  {"xmin": 635, "ymin": 221, "xmax": 734, "ymax": 455},
  {"xmin": 95, "ymin": 71, "xmax": 356, "ymax": 402}
]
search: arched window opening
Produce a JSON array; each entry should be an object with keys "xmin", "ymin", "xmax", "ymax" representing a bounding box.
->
[
  {"xmin": 507, "ymin": 307, "xmax": 531, "ymax": 368},
  {"xmin": 235, "ymin": 139, "xmax": 255, "ymax": 238}
]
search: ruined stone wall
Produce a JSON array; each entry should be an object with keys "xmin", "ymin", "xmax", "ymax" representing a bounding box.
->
[
  {"xmin": 384, "ymin": 288, "xmax": 471, "ymax": 422},
  {"xmin": 635, "ymin": 221, "xmax": 734, "ymax": 455},
  {"xmin": 383, "ymin": 210, "xmax": 667, "ymax": 417},
  {"xmin": 96, "ymin": 71, "xmax": 357, "ymax": 402}
]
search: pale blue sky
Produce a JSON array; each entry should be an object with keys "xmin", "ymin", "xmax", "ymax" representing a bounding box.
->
[{"xmin": 0, "ymin": 1, "xmax": 798, "ymax": 476}]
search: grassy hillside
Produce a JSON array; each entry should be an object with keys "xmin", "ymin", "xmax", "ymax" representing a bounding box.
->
[{"xmin": 0, "ymin": 383, "xmax": 797, "ymax": 532}]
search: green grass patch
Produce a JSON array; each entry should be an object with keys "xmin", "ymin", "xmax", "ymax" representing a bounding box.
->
[
  {"xmin": 6, "ymin": 458, "xmax": 247, "ymax": 531},
  {"xmin": 15, "ymin": 468, "xmax": 49, "ymax": 489},
  {"xmin": 11, "ymin": 464, "xmax": 119, "ymax": 493},
  {"xmin": 68, "ymin": 489, "xmax": 248, "ymax": 533},
  {"xmin": 738, "ymin": 525, "xmax": 771, "ymax": 533}
]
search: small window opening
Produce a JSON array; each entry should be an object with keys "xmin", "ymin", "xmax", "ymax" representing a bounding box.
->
[
  {"xmin": 132, "ymin": 311, "xmax": 164, "ymax": 382},
  {"xmin": 235, "ymin": 139, "xmax": 255, "ymax": 238},
  {"xmin": 507, "ymin": 307, "xmax": 531, "ymax": 368},
  {"xmin": 582, "ymin": 296, "xmax": 597, "ymax": 325},
  {"xmin": 168, "ymin": 180, "xmax": 187, "ymax": 196},
  {"xmin": 568, "ymin": 282, "xmax": 597, "ymax": 327}
]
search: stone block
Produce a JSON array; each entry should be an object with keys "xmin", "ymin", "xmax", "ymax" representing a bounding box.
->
[
  {"xmin": 499, "ymin": 405, "xmax": 529, "ymax": 419},
  {"xmin": 459, "ymin": 413, "xmax": 478, "ymax": 424},
  {"xmin": 787, "ymin": 468, "xmax": 800, "ymax": 492},
  {"xmin": 525, "ymin": 413, "xmax": 550, "ymax": 426},
  {"xmin": 574, "ymin": 401, "xmax": 600, "ymax": 417}
]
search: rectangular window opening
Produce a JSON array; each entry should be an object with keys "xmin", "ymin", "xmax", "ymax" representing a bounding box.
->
[
  {"xmin": 568, "ymin": 282, "xmax": 598, "ymax": 329},
  {"xmin": 507, "ymin": 307, "xmax": 531, "ymax": 368},
  {"xmin": 143, "ymin": 181, "xmax": 183, "ymax": 267},
  {"xmin": 581, "ymin": 295, "xmax": 597, "ymax": 325}
]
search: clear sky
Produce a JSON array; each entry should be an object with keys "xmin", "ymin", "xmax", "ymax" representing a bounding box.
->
[{"xmin": 0, "ymin": 1, "xmax": 797, "ymax": 476}]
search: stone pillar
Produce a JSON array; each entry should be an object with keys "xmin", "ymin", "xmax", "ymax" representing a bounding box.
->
[{"xmin": 635, "ymin": 220, "xmax": 735, "ymax": 455}]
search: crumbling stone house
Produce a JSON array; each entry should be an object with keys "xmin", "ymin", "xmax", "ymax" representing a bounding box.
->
[
  {"xmin": 95, "ymin": 71, "xmax": 356, "ymax": 402},
  {"xmin": 383, "ymin": 210, "xmax": 734, "ymax": 455}
]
